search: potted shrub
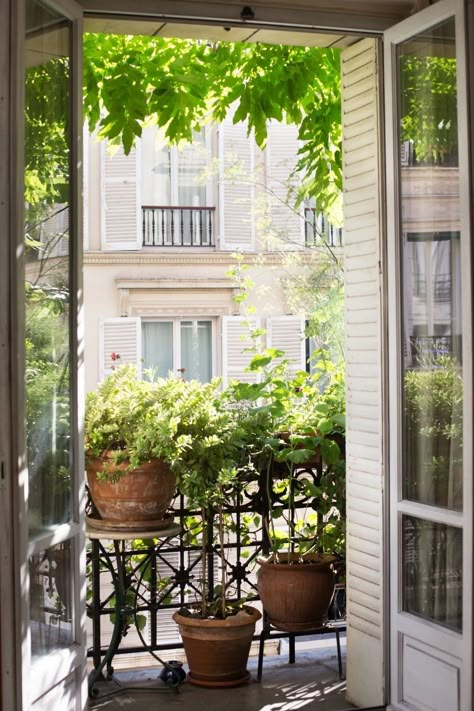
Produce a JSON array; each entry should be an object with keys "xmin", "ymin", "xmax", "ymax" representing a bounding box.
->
[
  {"xmin": 228, "ymin": 348, "xmax": 346, "ymax": 631},
  {"xmin": 85, "ymin": 365, "xmax": 236, "ymax": 528},
  {"xmin": 170, "ymin": 387, "xmax": 267, "ymax": 687}
]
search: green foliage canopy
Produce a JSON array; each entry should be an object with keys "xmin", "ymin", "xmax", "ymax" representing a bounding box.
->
[{"xmin": 83, "ymin": 34, "xmax": 342, "ymax": 212}]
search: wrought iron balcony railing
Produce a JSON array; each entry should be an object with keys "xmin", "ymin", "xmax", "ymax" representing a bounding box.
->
[
  {"xmin": 304, "ymin": 208, "xmax": 343, "ymax": 248},
  {"xmin": 142, "ymin": 206, "xmax": 216, "ymax": 247}
]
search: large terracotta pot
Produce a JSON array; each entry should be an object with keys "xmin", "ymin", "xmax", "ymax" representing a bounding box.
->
[
  {"xmin": 173, "ymin": 606, "xmax": 261, "ymax": 687},
  {"xmin": 257, "ymin": 553, "xmax": 336, "ymax": 631},
  {"xmin": 86, "ymin": 455, "xmax": 176, "ymax": 524}
]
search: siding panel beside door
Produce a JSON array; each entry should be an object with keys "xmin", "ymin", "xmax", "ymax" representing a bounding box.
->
[{"xmin": 341, "ymin": 38, "xmax": 385, "ymax": 708}]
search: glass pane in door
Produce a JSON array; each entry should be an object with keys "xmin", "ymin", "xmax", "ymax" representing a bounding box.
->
[
  {"xmin": 29, "ymin": 540, "xmax": 74, "ymax": 656},
  {"xmin": 398, "ymin": 18, "xmax": 463, "ymax": 512},
  {"xmin": 402, "ymin": 515, "xmax": 462, "ymax": 631}
]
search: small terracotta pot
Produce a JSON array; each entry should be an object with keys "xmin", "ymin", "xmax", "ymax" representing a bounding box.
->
[
  {"xmin": 257, "ymin": 552, "xmax": 336, "ymax": 631},
  {"xmin": 86, "ymin": 455, "xmax": 176, "ymax": 523},
  {"xmin": 173, "ymin": 606, "xmax": 261, "ymax": 687}
]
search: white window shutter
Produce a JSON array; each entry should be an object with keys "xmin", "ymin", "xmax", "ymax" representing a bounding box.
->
[
  {"xmin": 221, "ymin": 316, "xmax": 261, "ymax": 386},
  {"xmin": 265, "ymin": 121, "xmax": 305, "ymax": 250},
  {"xmin": 266, "ymin": 316, "xmax": 306, "ymax": 374},
  {"xmin": 99, "ymin": 317, "xmax": 142, "ymax": 380},
  {"xmin": 101, "ymin": 140, "xmax": 142, "ymax": 250},
  {"xmin": 218, "ymin": 116, "xmax": 255, "ymax": 251}
]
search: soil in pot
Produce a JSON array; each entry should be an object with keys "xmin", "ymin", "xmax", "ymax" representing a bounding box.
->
[
  {"xmin": 257, "ymin": 552, "xmax": 336, "ymax": 631},
  {"xmin": 173, "ymin": 606, "xmax": 261, "ymax": 687},
  {"xmin": 86, "ymin": 456, "xmax": 176, "ymax": 525}
]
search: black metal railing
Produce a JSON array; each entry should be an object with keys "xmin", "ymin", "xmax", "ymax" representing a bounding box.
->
[
  {"xmin": 304, "ymin": 208, "xmax": 343, "ymax": 248},
  {"xmin": 142, "ymin": 206, "xmax": 216, "ymax": 247},
  {"xmin": 86, "ymin": 454, "xmax": 345, "ymax": 664}
]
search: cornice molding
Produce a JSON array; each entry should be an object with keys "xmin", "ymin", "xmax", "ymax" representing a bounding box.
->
[{"xmin": 83, "ymin": 250, "xmax": 323, "ymax": 267}]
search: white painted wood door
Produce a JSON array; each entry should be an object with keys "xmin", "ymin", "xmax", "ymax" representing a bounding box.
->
[
  {"xmin": 385, "ymin": 2, "xmax": 472, "ymax": 709},
  {"xmin": 20, "ymin": 0, "xmax": 86, "ymax": 709}
]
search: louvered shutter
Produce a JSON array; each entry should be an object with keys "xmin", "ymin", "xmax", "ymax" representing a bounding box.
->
[
  {"xmin": 218, "ymin": 116, "xmax": 255, "ymax": 251},
  {"xmin": 41, "ymin": 204, "xmax": 69, "ymax": 257},
  {"xmin": 99, "ymin": 317, "xmax": 141, "ymax": 380},
  {"xmin": 265, "ymin": 121, "xmax": 304, "ymax": 250},
  {"xmin": 266, "ymin": 316, "xmax": 305, "ymax": 374},
  {"xmin": 101, "ymin": 140, "xmax": 141, "ymax": 250},
  {"xmin": 341, "ymin": 38, "xmax": 385, "ymax": 708},
  {"xmin": 221, "ymin": 316, "xmax": 261, "ymax": 386}
]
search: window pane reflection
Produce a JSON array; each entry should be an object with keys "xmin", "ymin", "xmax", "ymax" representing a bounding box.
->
[
  {"xmin": 398, "ymin": 19, "xmax": 463, "ymax": 511},
  {"xmin": 402, "ymin": 516, "xmax": 462, "ymax": 632},
  {"xmin": 25, "ymin": 0, "xmax": 72, "ymax": 533},
  {"xmin": 30, "ymin": 541, "xmax": 74, "ymax": 656}
]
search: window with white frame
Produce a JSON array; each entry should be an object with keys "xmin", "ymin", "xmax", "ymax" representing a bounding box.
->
[
  {"xmin": 142, "ymin": 319, "xmax": 213, "ymax": 383},
  {"xmin": 141, "ymin": 126, "xmax": 214, "ymax": 247},
  {"xmin": 141, "ymin": 125, "xmax": 211, "ymax": 207}
]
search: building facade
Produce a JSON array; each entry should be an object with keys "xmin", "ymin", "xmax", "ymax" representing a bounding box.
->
[{"xmin": 83, "ymin": 119, "xmax": 341, "ymax": 391}]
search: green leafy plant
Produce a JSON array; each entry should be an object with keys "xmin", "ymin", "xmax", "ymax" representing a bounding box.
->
[
  {"xmin": 85, "ymin": 364, "xmax": 266, "ymax": 618},
  {"xmin": 224, "ymin": 256, "xmax": 346, "ymax": 564}
]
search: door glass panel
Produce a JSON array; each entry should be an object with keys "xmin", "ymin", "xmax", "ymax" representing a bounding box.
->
[
  {"xmin": 398, "ymin": 19, "xmax": 463, "ymax": 511},
  {"xmin": 29, "ymin": 541, "xmax": 74, "ymax": 656},
  {"xmin": 25, "ymin": 0, "xmax": 73, "ymax": 534},
  {"xmin": 402, "ymin": 515, "xmax": 462, "ymax": 632},
  {"xmin": 180, "ymin": 320, "xmax": 212, "ymax": 382},
  {"xmin": 142, "ymin": 321, "xmax": 174, "ymax": 377}
]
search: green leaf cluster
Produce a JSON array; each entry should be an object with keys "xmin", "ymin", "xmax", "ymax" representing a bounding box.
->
[{"xmin": 83, "ymin": 33, "xmax": 341, "ymax": 213}]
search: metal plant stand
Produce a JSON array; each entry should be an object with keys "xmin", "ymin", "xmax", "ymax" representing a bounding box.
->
[{"xmin": 87, "ymin": 520, "xmax": 184, "ymax": 699}]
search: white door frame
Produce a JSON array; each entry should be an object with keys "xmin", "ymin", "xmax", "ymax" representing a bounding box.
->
[
  {"xmin": 385, "ymin": 1, "xmax": 472, "ymax": 709},
  {"xmin": 12, "ymin": 0, "xmax": 87, "ymax": 708}
]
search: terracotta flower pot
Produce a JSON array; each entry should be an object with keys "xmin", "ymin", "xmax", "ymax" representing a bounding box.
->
[
  {"xmin": 257, "ymin": 552, "xmax": 336, "ymax": 631},
  {"xmin": 86, "ymin": 455, "xmax": 176, "ymax": 524},
  {"xmin": 173, "ymin": 606, "xmax": 261, "ymax": 687}
]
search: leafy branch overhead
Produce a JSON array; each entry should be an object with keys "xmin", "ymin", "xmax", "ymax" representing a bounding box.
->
[{"xmin": 83, "ymin": 34, "xmax": 342, "ymax": 212}]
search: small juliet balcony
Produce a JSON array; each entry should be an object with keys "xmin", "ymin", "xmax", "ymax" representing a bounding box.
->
[
  {"xmin": 142, "ymin": 206, "xmax": 216, "ymax": 247},
  {"xmin": 304, "ymin": 208, "xmax": 343, "ymax": 248}
]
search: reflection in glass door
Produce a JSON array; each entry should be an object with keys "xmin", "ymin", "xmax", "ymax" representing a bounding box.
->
[
  {"xmin": 385, "ymin": 2, "xmax": 471, "ymax": 710},
  {"xmin": 23, "ymin": 0, "xmax": 84, "ymax": 708}
]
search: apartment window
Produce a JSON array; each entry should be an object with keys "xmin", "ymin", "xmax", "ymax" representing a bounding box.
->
[
  {"xmin": 141, "ymin": 126, "xmax": 210, "ymax": 207},
  {"xmin": 141, "ymin": 126, "xmax": 215, "ymax": 247},
  {"xmin": 142, "ymin": 319, "xmax": 213, "ymax": 382}
]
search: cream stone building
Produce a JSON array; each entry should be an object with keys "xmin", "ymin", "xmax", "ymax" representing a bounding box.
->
[{"xmin": 83, "ymin": 119, "xmax": 342, "ymax": 391}]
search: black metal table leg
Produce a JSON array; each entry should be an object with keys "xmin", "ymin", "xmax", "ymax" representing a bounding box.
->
[
  {"xmin": 288, "ymin": 633, "xmax": 296, "ymax": 664},
  {"xmin": 335, "ymin": 627, "xmax": 343, "ymax": 679}
]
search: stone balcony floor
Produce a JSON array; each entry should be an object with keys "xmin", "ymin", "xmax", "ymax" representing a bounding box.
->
[{"xmin": 89, "ymin": 635, "xmax": 363, "ymax": 711}]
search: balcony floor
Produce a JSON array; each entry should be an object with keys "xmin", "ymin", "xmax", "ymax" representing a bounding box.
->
[{"xmin": 89, "ymin": 636, "xmax": 357, "ymax": 711}]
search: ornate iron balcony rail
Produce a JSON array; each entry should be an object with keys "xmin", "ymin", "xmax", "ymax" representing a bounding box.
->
[
  {"xmin": 142, "ymin": 206, "xmax": 216, "ymax": 247},
  {"xmin": 86, "ymin": 454, "xmax": 346, "ymax": 666}
]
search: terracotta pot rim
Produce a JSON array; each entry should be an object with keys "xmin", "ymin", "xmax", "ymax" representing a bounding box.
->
[
  {"xmin": 173, "ymin": 606, "xmax": 261, "ymax": 628},
  {"xmin": 257, "ymin": 553, "xmax": 337, "ymax": 568}
]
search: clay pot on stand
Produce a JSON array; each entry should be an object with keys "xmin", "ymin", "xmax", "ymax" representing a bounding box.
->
[
  {"xmin": 257, "ymin": 553, "xmax": 336, "ymax": 631},
  {"xmin": 86, "ymin": 455, "xmax": 176, "ymax": 530}
]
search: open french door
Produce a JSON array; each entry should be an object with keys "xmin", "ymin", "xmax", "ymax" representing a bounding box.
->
[
  {"xmin": 12, "ymin": 0, "xmax": 86, "ymax": 709},
  {"xmin": 385, "ymin": 1, "xmax": 472, "ymax": 710}
]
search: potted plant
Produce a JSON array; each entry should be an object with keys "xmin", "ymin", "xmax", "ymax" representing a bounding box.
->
[
  {"xmin": 228, "ymin": 347, "xmax": 346, "ymax": 632},
  {"xmin": 171, "ymin": 392, "xmax": 267, "ymax": 687},
  {"xmin": 85, "ymin": 364, "xmax": 232, "ymax": 528}
]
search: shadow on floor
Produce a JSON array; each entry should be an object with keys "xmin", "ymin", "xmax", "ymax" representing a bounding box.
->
[{"xmin": 90, "ymin": 645, "xmax": 356, "ymax": 711}]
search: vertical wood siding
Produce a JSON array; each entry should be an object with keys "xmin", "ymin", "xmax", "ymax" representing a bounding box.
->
[{"xmin": 342, "ymin": 37, "xmax": 385, "ymax": 708}]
